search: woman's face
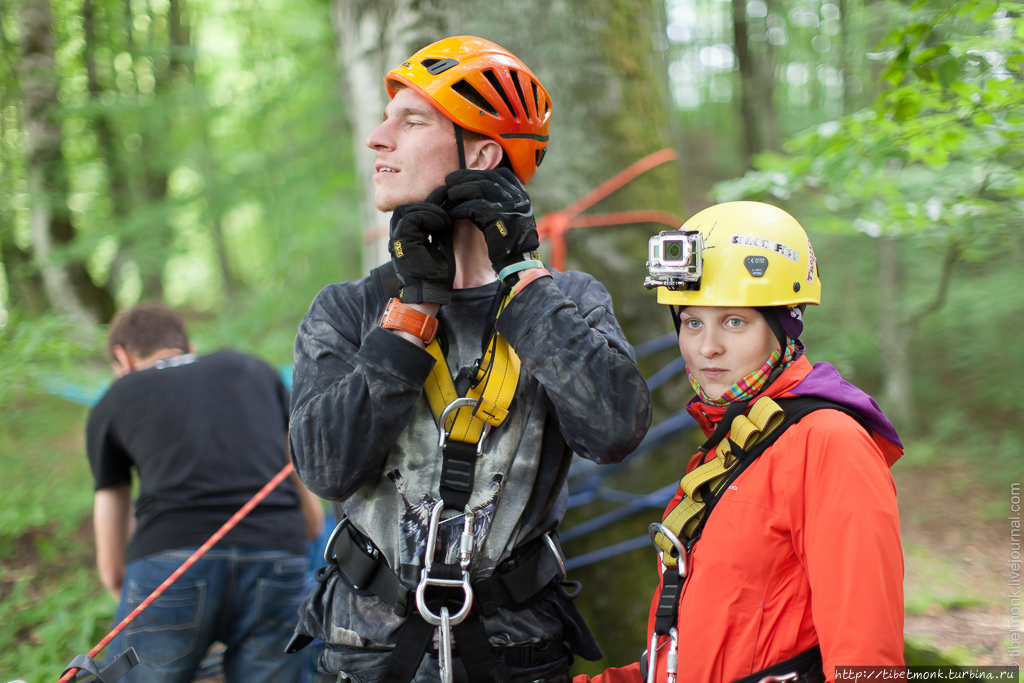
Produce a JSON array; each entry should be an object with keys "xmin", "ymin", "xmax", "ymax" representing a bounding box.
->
[{"xmin": 677, "ymin": 306, "xmax": 780, "ymax": 400}]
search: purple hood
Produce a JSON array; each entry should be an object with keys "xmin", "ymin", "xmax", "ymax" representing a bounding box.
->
[{"xmin": 790, "ymin": 362, "xmax": 903, "ymax": 451}]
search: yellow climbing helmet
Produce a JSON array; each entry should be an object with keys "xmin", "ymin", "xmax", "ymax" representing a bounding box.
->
[{"xmin": 645, "ymin": 201, "xmax": 821, "ymax": 308}]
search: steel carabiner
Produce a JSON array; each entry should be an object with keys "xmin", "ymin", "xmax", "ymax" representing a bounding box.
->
[
  {"xmin": 437, "ymin": 397, "xmax": 491, "ymax": 455},
  {"xmin": 648, "ymin": 522, "xmax": 687, "ymax": 577},
  {"xmin": 414, "ymin": 501, "xmax": 474, "ymax": 626}
]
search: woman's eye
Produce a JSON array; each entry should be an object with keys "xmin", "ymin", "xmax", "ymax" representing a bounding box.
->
[
  {"xmin": 726, "ymin": 318, "xmax": 743, "ymax": 328},
  {"xmin": 684, "ymin": 319, "xmax": 702, "ymax": 329}
]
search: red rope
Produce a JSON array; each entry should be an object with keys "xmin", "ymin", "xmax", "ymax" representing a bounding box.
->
[
  {"xmin": 56, "ymin": 462, "xmax": 295, "ymax": 683},
  {"xmin": 560, "ymin": 148, "xmax": 679, "ymax": 219},
  {"xmin": 568, "ymin": 210, "xmax": 682, "ymax": 229},
  {"xmin": 537, "ymin": 148, "xmax": 681, "ymax": 270}
]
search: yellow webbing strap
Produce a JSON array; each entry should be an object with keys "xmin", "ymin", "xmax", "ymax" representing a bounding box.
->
[
  {"xmin": 422, "ymin": 294, "xmax": 521, "ymax": 444},
  {"xmin": 654, "ymin": 396, "xmax": 784, "ymax": 567}
]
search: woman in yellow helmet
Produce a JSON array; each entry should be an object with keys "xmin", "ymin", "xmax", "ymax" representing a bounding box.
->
[{"xmin": 576, "ymin": 201, "xmax": 905, "ymax": 683}]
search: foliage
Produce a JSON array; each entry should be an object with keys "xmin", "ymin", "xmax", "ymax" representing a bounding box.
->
[
  {"xmin": 713, "ymin": 0, "xmax": 1024, "ymax": 449},
  {"xmin": 0, "ymin": 396, "xmax": 108, "ymax": 683},
  {"xmin": 716, "ymin": 0, "xmax": 1024, "ymax": 248}
]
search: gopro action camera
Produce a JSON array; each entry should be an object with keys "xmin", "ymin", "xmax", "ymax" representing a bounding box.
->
[{"xmin": 644, "ymin": 230, "xmax": 703, "ymax": 290}]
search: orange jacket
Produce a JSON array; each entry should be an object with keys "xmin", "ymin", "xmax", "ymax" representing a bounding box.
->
[{"xmin": 575, "ymin": 357, "xmax": 904, "ymax": 683}]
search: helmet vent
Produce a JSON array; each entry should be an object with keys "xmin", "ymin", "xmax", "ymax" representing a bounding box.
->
[
  {"xmin": 482, "ymin": 69, "xmax": 519, "ymax": 121},
  {"xmin": 509, "ymin": 70, "xmax": 532, "ymax": 121},
  {"xmin": 421, "ymin": 57, "xmax": 458, "ymax": 75},
  {"xmin": 535, "ymin": 148, "xmax": 547, "ymax": 167},
  {"xmin": 452, "ymin": 80, "xmax": 499, "ymax": 116},
  {"xmin": 531, "ymin": 81, "xmax": 540, "ymax": 116}
]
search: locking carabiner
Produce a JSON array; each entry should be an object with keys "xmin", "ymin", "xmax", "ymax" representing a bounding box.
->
[
  {"xmin": 437, "ymin": 397, "xmax": 491, "ymax": 455},
  {"xmin": 414, "ymin": 501, "xmax": 474, "ymax": 627},
  {"xmin": 666, "ymin": 627, "xmax": 679, "ymax": 683}
]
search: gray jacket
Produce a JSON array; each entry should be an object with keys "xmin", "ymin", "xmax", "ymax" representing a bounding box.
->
[{"xmin": 290, "ymin": 266, "xmax": 651, "ymax": 667}]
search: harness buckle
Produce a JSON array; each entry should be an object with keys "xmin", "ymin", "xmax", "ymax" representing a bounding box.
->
[
  {"xmin": 415, "ymin": 501, "xmax": 475, "ymax": 626},
  {"xmin": 757, "ymin": 675, "xmax": 798, "ymax": 683},
  {"xmin": 438, "ymin": 397, "xmax": 491, "ymax": 455},
  {"xmin": 649, "ymin": 523, "xmax": 688, "ymax": 577}
]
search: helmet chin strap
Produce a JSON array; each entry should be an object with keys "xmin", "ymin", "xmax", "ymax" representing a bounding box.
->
[
  {"xmin": 756, "ymin": 307, "xmax": 789, "ymax": 354},
  {"xmin": 453, "ymin": 121, "xmax": 467, "ymax": 170}
]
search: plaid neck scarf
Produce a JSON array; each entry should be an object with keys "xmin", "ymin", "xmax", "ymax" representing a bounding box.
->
[{"xmin": 687, "ymin": 340, "xmax": 802, "ymax": 407}]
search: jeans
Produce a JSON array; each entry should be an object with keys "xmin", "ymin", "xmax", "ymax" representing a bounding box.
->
[{"xmin": 106, "ymin": 547, "xmax": 309, "ymax": 683}]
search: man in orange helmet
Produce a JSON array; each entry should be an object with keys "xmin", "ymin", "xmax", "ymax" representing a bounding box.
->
[{"xmin": 287, "ymin": 37, "xmax": 651, "ymax": 683}]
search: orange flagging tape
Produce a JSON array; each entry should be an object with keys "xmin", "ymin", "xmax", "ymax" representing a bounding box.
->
[{"xmin": 56, "ymin": 462, "xmax": 295, "ymax": 683}]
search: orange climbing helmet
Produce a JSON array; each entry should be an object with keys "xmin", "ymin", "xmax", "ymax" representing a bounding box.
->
[{"xmin": 386, "ymin": 36, "xmax": 552, "ymax": 184}]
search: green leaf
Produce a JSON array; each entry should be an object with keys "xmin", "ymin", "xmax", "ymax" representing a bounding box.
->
[
  {"xmin": 937, "ymin": 57, "xmax": 960, "ymax": 87},
  {"xmin": 972, "ymin": 4, "xmax": 997, "ymax": 23},
  {"xmin": 895, "ymin": 96, "xmax": 921, "ymax": 121}
]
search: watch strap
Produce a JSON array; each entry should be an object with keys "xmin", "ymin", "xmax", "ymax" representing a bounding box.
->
[{"xmin": 379, "ymin": 298, "xmax": 439, "ymax": 343}]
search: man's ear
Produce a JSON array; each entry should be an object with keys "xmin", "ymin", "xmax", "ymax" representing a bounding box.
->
[
  {"xmin": 467, "ymin": 139, "xmax": 504, "ymax": 171},
  {"xmin": 111, "ymin": 345, "xmax": 133, "ymax": 378}
]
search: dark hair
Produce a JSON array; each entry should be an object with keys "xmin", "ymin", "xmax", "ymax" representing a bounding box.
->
[{"xmin": 107, "ymin": 301, "xmax": 189, "ymax": 362}]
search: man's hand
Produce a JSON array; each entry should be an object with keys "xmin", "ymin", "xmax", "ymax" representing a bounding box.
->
[
  {"xmin": 389, "ymin": 194, "xmax": 456, "ymax": 306},
  {"xmin": 444, "ymin": 168, "xmax": 540, "ymax": 275}
]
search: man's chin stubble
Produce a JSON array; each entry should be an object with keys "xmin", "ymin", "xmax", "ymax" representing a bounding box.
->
[{"xmin": 374, "ymin": 188, "xmax": 424, "ymax": 213}]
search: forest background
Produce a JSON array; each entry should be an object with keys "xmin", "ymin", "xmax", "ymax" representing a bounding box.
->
[{"xmin": 1, "ymin": 0, "xmax": 1022, "ymax": 680}]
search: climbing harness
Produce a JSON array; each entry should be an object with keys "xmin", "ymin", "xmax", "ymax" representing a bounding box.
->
[
  {"xmin": 652, "ymin": 396, "xmax": 785, "ymax": 558},
  {"xmin": 308, "ymin": 269, "xmax": 572, "ymax": 683},
  {"xmin": 645, "ymin": 396, "xmax": 873, "ymax": 683}
]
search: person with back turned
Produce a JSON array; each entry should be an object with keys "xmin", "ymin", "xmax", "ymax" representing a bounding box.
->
[{"xmin": 87, "ymin": 300, "xmax": 324, "ymax": 683}]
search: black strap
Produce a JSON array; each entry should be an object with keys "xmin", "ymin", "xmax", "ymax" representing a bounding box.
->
[
  {"xmin": 472, "ymin": 535, "xmax": 564, "ymax": 615},
  {"xmin": 756, "ymin": 306, "xmax": 788, "ymax": 351},
  {"xmin": 687, "ymin": 397, "xmax": 871, "ymax": 551},
  {"xmin": 653, "ymin": 566, "xmax": 681, "ymax": 636},
  {"xmin": 697, "ymin": 399, "xmax": 750, "ymax": 454},
  {"xmin": 440, "ymin": 440, "xmax": 478, "ymax": 511},
  {"xmin": 63, "ymin": 648, "xmax": 139, "ymax": 683},
  {"xmin": 453, "ymin": 617, "xmax": 510, "ymax": 683},
  {"xmin": 322, "ymin": 521, "xmax": 409, "ymax": 617},
  {"xmin": 454, "ymin": 122, "xmax": 467, "ymax": 170},
  {"xmin": 381, "ymin": 615, "xmax": 437, "ymax": 683},
  {"xmin": 730, "ymin": 645, "xmax": 824, "ymax": 683}
]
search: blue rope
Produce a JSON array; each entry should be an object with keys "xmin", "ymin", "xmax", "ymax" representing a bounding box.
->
[
  {"xmin": 564, "ymin": 534, "xmax": 652, "ymax": 571},
  {"xmin": 37, "ymin": 365, "xmax": 294, "ymax": 408},
  {"xmin": 37, "ymin": 334, "xmax": 692, "ymax": 574}
]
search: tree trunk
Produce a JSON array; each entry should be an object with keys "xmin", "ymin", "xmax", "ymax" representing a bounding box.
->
[
  {"xmin": 732, "ymin": 0, "xmax": 762, "ymax": 164},
  {"xmin": 18, "ymin": 0, "xmax": 114, "ymax": 324},
  {"xmin": 331, "ymin": 0, "xmax": 440, "ymax": 273},
  {"xmin": 878, "ymin": 236, "xmax": 913, "ymax": 430},
  {"xmin": 83, "ymin": 0, "xmax": 130, "ymax": 222}
]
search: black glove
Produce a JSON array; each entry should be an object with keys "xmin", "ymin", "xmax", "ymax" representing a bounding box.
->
[
  {"xmin": 443, "ymin": 168, "xmax": 540, "ymax": 275},
  {"xmin": 388, "ymin": 200, "xmax": 456, "ymax": 305}
]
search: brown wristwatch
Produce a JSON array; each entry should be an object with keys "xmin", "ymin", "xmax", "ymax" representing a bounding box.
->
[{"xmin": 378, "ymin": 297, "xmax": 439, "ymax": 344}]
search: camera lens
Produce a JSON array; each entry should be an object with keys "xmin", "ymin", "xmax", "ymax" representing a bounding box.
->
[{"xmin": 666, "ymin": 241, "xmax": 683, "ymax": 260}]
